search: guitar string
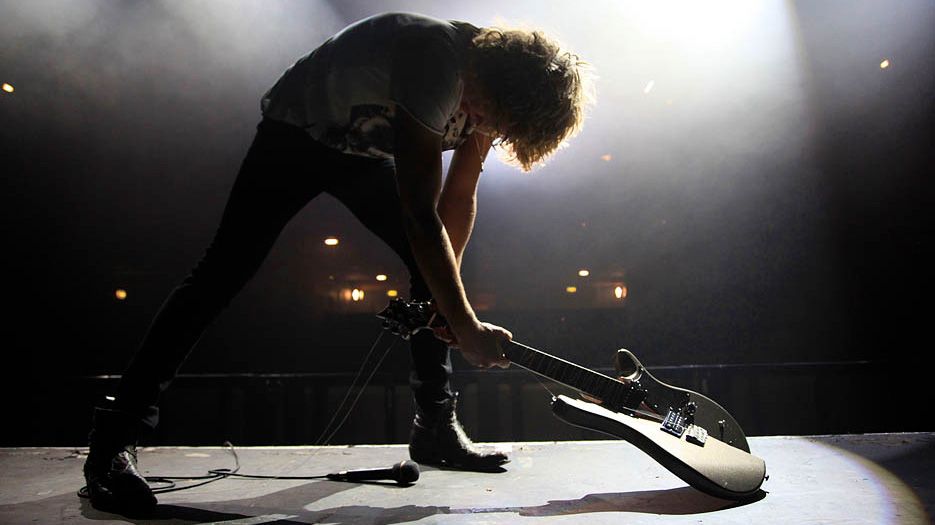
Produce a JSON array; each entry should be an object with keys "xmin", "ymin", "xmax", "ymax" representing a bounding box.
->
[
  {"xmin": 526, "ymin": 366, "xmax": 559, "ymax": 398},
  {"xmin": 510, "ymin": 361, "xmax": 665, "ymax": 423},
  {"xmin": 404, "ymin": 309, "xmax": 667, "ymax": 424},
  {"xmin": 394, "ymin": 303, "xmax": 669, "ymax": 431}
]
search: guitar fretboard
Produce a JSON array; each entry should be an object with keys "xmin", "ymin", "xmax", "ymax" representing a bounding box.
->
[{"xmin": 503, "ymin": 341, "xmax": 645, "ymax": 410}]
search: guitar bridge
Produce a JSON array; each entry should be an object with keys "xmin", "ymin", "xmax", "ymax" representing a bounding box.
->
[{"xmin": 685, "ymin": 425, "xmax": 708, "ymax": 446}]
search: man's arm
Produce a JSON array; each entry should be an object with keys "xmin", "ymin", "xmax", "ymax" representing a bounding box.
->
[
  {"xmin": 438, "ymin": 133, "xmax": 491, "ymax": 267},
  {"xmin": 393, "ymin": 107, "xmax": 509, "ymax": 368}
]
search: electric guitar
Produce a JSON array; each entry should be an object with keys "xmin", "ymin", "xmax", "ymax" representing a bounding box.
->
[{"xmin": 377, "ymin": 298, "xmax": 766, "ymax": 500}]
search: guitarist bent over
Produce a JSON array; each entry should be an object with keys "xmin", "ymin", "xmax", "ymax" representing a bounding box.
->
[{"xmin": 83, "ymin": 12, "xmax": 591, "ymax": 514}]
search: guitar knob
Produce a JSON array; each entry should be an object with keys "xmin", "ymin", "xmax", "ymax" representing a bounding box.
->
[{"xmin": 686, "ymin": 402, "xmax": 696, "ymax": 416}]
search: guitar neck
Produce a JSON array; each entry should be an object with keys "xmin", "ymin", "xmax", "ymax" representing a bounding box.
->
[{"xmin": 503, "ymin": 341, "xmax": 645, "ymax": 411}]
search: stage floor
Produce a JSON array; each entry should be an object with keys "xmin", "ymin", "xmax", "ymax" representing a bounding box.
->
[{"xmin": 1, "ymin": 433, "xmax": 931, "ymax": 524}]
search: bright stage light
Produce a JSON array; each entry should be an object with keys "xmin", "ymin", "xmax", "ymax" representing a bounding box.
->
[
  {"xmin": 351, "ymin": 289, "xmax": 364, "ymax": 301},
  {"xmin": 614, "ymin": 285, "xmax": 628, "ymax": 299},
  {"xmin": 565, "ymin": 286, "xmax": 577, "ymax": 294},
  {"xmin": 880, "ymin": 59, "xmax": 890, "ymax": 69},
  {"xmin": 1, "ymin": 83, "xmax": 13, "ymax": 93},
  {"xmin": 324, "ymin": 237, "xmax": 339, "ymax": 246},
  {"xmin": 387, "ymin": 289, "xmax": 398, "ymax": 297},
  {"xmin": 376, "ymin": 274, "xmax": 387, "ymax": 281},
  {"xmin": 115, "ymin": 289, "xmax": 128, "ymax": 300},
  {"xmin": 578, "ymin": 269, "xmax": 590, "ymax": 277},
  {"xmin": 628, "ymin": 0, "xmax": 764, "ymax": 49}
]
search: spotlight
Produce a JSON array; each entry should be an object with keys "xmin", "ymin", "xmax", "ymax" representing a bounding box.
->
[
  {"xmin": 578, "ymin": 269, "xmax": 590, "ymax": 277},
  {"xmin": 1, "ymin": 83, "xmax": 13, "ymax": 93},
  {"xmin": 115, "ymin": 289, "xmax": 128, "ymax": 300},
  {"xmin": 565, "ymin": 286, "xmax": 577, "ymax": 294},
  {"xmin": 879, "ymin": 59, "xmax": 890, "ymax": 69},
  {"xmin": 387, "ymin": 289, "xmax": 398, "ymax": 297},
  {"xmin": 324, "ymin": 237, "xmax": 339, "ymax": 246},
  {"xmin": 376, "ymin": 274, "xmax": 388, "ymax": 281}
]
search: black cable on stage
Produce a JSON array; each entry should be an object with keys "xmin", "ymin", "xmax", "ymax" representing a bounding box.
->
[
  {"xmin": 77, "ymin": 441, "xmax": 241, "ymax": 498},
  {"xmin": 78, "ymin": 441, "xmax": 346, "ymax": 499},
  {"xmin": 78, "ymin": 328, "xmax": 404, "ymax": 499},
  {"xmin": 77, "ymin": 440, "xmax": 418, "ymax": 500}
]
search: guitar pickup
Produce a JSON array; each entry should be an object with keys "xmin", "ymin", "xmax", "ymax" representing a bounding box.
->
[{"xmin": 660, "ymin": 409, "xmax": 687, "ymax": 438}]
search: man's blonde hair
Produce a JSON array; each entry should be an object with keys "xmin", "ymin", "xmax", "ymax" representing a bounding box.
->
[{"xmin": 469, "ymin": 27, "xmax": 593, "ymax": 171}]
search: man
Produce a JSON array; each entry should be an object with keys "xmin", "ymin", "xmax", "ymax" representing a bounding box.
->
[{"xmin": 82, "ymin": 12, "xmax": 590, "ymax": 514}]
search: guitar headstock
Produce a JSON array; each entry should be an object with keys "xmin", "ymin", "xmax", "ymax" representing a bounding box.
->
[{"xmin": 376, "ymin": 298, "xmax": 437, "ymax": 340}]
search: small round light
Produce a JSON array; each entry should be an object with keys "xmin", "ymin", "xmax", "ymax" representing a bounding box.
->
[
  {"xmin": 351, "ymin": 289, "xmax": 364, "ymax": 301},
  {"xmin": 324, "ymin": 237, "xmax": 339, "ymax": 246},
  {"xmin": 578, "ymin": 269, "xmax": 590, "ymax": 277},
  {"xmin": 115, "ymin": 289, "xmax": 128, "ymax": 300},
  {"xmin": 614, "ymin": 285, "xmax": 628, "ymax": 299},
  {"xmin": 565, "ymin": 286, "xmax": 577, "ymax": 294},
  {"xmin": 376, "ymin": 274, "xmax": 388, "ymax": 281},
  {"xmin": 879, "ymin": 59, "xmax": 890, "ymax": 69},
  {"xmin": 387, "ymin": 289, "xmax": 398, "ymax": 297},
  {"xmin": 1, "ymin": 83, "xmax": 14, "ymax": 93}
]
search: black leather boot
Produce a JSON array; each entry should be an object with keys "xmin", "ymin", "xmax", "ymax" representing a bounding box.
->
[
  {"xmin": 82, "ymin": 404, "xmax": 157, "ymax": 515},
  {"xmin": 409, "ymin": 392, "xmax": 509, "ymax": 471}
]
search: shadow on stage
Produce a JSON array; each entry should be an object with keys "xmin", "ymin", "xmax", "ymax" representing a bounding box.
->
[{"xmin": 62, "ymin": 477, "xmax": 765, "ymax": 524}]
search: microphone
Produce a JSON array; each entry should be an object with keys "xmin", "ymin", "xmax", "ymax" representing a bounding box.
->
[{"xmin": 326, "ymin": 460, "xmax": 420, "ymax": 485}]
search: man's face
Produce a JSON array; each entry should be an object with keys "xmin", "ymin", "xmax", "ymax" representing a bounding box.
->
[{"xmin": 460, "ymin": 87, "xmax": 504, "ymax": 138}]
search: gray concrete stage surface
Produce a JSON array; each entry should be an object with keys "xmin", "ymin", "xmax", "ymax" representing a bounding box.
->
[{"xmin": 1, "ymin": 433, "xmax": 931, "ymax": 524}]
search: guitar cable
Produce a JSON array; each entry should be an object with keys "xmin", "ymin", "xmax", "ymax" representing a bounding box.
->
[{"xmin": 314, "ymin": 330, "xmax": 397, "ymax": 446}]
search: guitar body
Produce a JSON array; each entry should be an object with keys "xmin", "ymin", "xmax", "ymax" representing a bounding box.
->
[
  {"xmin": 614, "ymin": 349, "xmax": 751, "ymax": 452},
  {"xmin": 551, "ymin": 395, "xmax": 766, "ymax": 500}
]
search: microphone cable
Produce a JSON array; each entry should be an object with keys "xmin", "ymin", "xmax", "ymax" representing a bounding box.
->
[
  {"xmin": 78, "ymin": 442, "xmax": 245, "ymax": 497},
  {"xmin": 78, "ymin": 440, "xmax": 414, "ymax": 499},
  {"xmin": 78, "ymin": 327, "xmax": 404, "ymax": 499}
]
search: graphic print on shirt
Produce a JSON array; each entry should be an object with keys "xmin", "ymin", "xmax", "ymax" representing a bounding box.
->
[{"xmin": 318, "ymin": 104, "xmax": 475, "ymax": 158}]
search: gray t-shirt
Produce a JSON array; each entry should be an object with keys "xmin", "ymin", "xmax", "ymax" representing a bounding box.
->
[{"xmin": 261, "ymin": 12, "xmax": 479, "ymax": 159}]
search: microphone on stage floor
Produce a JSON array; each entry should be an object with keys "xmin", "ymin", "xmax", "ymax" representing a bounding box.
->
[{"xmin": 326, "ymin": 460, "xmax": 420, "ymax": 485}]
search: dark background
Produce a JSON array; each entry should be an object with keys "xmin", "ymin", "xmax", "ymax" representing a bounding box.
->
[{"xmin": 1, "ymin": 0, "xmax": 932, "ymax": 446}]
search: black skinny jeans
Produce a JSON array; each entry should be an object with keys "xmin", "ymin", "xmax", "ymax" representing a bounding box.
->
[{"xmin": 113, "ymin": 118, "xmax": 453, "ymax": 430}]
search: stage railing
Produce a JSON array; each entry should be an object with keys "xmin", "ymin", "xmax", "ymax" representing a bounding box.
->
[{"xmin": 13, "ymin": 359, "xmax": 899, "ymax": 447}]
